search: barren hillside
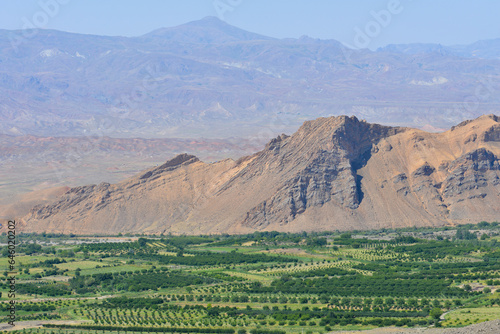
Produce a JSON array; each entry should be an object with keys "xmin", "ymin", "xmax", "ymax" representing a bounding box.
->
[{"xmin": 15, "ymin": 114, "xmax": 500, "ymax": 235}]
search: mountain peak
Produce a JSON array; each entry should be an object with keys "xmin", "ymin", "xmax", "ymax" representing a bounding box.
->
[
  {"xmin": 293, "ymin": 115, "xmax": 403, "ymax": 150},
  {"xmin": 450, "ymin": 113, "xmax": 499, "ymax": 131},
  {"xmin": 19, "ymin": 115, "xmax": 500, "ymax": 235},
  {"xmin": 138, "ymin": 154, "xmax": 199, "ymax": 180},
  {"xmin": 142, "ymin": 16, "xmax": 272, "ymax": 44},
  {"xmin": 188, "ymin": 16, "xmax": 228, "ymax": 27}
]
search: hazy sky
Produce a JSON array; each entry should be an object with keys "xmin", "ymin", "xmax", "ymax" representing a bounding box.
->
[{"xmin": 0, "ymin": 0, "xmax": 499, "ymax": 49}]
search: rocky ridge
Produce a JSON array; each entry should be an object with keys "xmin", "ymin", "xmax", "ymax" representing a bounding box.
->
[{"xmin": 15, "ymin": 114, "xmax": 500, "ymax": 235}]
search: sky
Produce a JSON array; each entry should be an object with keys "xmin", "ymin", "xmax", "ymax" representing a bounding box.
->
[{"xmin": 0, "ymin": 0, "xmax": 499, "ymax": 50}]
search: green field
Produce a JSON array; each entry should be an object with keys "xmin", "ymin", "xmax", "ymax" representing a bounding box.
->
[
  {"xmin": 443, "ymin": 307, "xmax": 500, "ymax": 327},
  {"xmin": 2, "ymin": 221, "xmax": 500, "ymax": 333}
]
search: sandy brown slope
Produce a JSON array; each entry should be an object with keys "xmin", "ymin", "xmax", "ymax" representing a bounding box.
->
[
  {"xmin": 0, "ymin": 186, "xmax": 69, "ymax": 227},
  {"xmin": 16, "ymin": 114, "xmax": 500, "ymax": 235}
]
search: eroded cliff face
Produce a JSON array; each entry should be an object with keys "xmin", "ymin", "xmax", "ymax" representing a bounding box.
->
[
  {"xmin": 442, "ymin": 149, "xmax": 500, "ymax": 200},
  {"xmin": 240, "ymin": 116, "xmax": 404, "ymax": 229},
  {"xmin": 19, "ymin": 114, "xmax": 500, "ymax": 235}
]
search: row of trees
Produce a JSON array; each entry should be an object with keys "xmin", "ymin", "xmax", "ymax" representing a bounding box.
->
[
  {"xmin": 130, "ymin": 251, "xmax": 297, "ymax": 266},
  {"xmin": 44, "ymin": 324, "xmax": 235, "ymax": 333},
  {"xmin": 248, "ymin": 275, "xmax": 475, "ymax": 297},
  {"xmin": 70, "ymin": 271, "xmax": 217, "ymax": 293}
]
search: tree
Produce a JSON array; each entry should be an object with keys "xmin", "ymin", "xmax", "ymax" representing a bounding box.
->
[
  {"xmin": 407, "ymin": 298, "xmax": 418, "ymax": 309},
  {"xmin": 137, "ymin": 238, "xmax": 148, "ymax": 247},
  {"xmin": 478, "ymin": 221, "xmax": 490, "ymax": 228},
  {"xmin": 455, "ymin": 229, "xmax": 476, "ymax": 240},
  {"xmin": 444, "ymin": 300, "xmax": 452, "ymax": 309},
  {"xmin": 306, "ymin": 237, "xmax": 327, "ymax": 247},
  {"xmin": 430, "ymin": 307, "xmax": 443, "ymax": 320},
  {"xmin": 352, "ymin": 297, "xmax": 363, "ymax": 308},
  {"xmin": 385, "ymin": 298, "xmax": 395, "ymax": 308},
  {"xmin": 396, "ymin": 298, "xmax": 406, "ymax": 308}
]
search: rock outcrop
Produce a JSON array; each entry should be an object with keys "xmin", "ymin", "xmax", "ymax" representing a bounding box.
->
[{"xmin": 17, "ymin": 114, "xmax": 500, "ymax": 235}]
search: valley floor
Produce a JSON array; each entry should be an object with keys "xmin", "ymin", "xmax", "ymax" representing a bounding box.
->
[{"xmin": 2, "ymin": 222, "xmax": 500, "ymax": 333}]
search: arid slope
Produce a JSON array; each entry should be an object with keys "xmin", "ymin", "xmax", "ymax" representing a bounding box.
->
[{"xmin": 16, "ymin": 114, "xmax": 500, "ymax": 235}]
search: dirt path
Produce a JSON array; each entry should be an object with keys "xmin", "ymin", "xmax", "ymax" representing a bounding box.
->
[
  {"xmin": 3, "ymin": 319, "xmax": 499, "ymax": 333},
  {"xmin": 332, "ymin": 319, "xmax": 500, "ymax": 334},
  {"xmin": 0, "ymin": 294, "xmax": 113, "ymax": 304},
  {"xmin": 0, "ymin": 320, "xmax": 92, "ymax": 332}
]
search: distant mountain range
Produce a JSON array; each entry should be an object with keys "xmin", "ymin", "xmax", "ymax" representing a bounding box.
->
[
  {"xmin": 378, "ymin": 39, "xmax": 500, "ymax": 59},
  {"xmin": 16, "ymin": 114, "xmax": 500, "ymax": 235},
  {"xmin": 1, "ymin": 16, "xmax": 500, "ymax": 139}
]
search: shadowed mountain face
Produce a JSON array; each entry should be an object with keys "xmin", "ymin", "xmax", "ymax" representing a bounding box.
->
[
  {"xmin": 15, "ymin": 114, "xmax": 500, "ymax": 235},
  {"xmin": 1, "ymin": 17, "xmax": 500, "ymax": 139}
]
